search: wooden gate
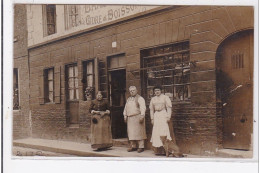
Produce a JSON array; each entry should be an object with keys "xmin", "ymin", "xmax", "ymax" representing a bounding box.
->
[{"xmin": 216, "ymin": 30, "xmax": 253, "ymax": 150}]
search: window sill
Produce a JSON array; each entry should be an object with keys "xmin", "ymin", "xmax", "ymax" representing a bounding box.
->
[
  {"xmin": 13, "ymin": 109, "xmax": 20, "ymax": 112},
  {"xmin": 44, "ymin": 102, "xmax": 55, "ymax": 105},
  {"xmin": 68, "ymin": 124, "xmax": 79, "ymax": 128},
  {"xmin": 172, "ymin": 101, "xmax": 191, "ymax": 105}
]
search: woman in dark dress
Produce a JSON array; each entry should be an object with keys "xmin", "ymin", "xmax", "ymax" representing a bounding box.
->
[{"xmin": 89, "ymin": 91, "xmax": 113, "ymax": 150}]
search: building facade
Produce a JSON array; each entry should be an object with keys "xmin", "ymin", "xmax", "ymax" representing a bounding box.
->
[
  {"xmin": 17, "ymin": 5, "xmax": 254, "ymax": 155},
  {"xmin": 13, "ymin": 4, "xmax": 31, "ymax": 140}
]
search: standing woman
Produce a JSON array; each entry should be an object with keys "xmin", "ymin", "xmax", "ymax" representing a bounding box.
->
[
  {"xmin": 149, "ymin": 85, "xmax": 174, "ymax": 155},
  {"xmin": 89, "ymin": 91, "xmax": 113, "ymax": 150}
]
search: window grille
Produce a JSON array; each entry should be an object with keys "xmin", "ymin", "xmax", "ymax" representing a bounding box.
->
[
  {"xmin": 231, "ymin": 53, "xmax": 244, "ymax": 69},
  {"xmin": 141, "ymin": 41, "xmax": 191, "ymax": 102}
]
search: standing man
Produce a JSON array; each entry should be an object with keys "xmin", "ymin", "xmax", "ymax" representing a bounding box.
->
[{"xmin": 123, "ymin": 86, "xmax": 147, "ymax": 153}]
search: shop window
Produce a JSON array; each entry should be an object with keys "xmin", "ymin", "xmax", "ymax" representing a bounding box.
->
[
  {"xmin": 44, "ymin": 68, "xmax": 54, "ymax": 103},
  {"xmin": 43, "ymin": 5, "xmax": 56, "ymax": 36},
  {"xmin": 64, "ymin": 5, "xmax": 80, "ymax": 30},
  {"xmin": 141, "ymin": 41, "xmax": 191, "ymax": 102},
  {"xmin": 82, "ymin": 60, "xmax": 95, "ymax": 100},
  {"xmin": 67, "ymin": 65, "xmax": 79, "ymax": 100},
  {"xmin": 13, "ymin": 68, "xmax": 19, "ymax": 110}
]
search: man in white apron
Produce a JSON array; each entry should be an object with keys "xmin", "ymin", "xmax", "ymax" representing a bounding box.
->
[{"xmin": 123, "ymin": 86, "xmax": 147, "ymax": 153}]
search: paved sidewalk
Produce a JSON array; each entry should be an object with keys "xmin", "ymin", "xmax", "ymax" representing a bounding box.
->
[
  {"xmin": 13, "ymin": 138, "xmax": 163, "ymax": 157},
  {"xmin": 13, "ymin": 138, "xmax": 253, "ymax": 158}
]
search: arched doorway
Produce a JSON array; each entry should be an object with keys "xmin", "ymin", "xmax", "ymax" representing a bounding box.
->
[{"xmin": 216, "ymin": 30, "xmax": 253, "ymax": 150}]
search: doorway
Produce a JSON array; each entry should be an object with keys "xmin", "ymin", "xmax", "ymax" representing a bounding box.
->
[
  {"xmin": 109, "ymin": 69, "xmax": 127, "ymax": 139},
  {"xmin": 216, "ymin": 30, "xmax": 253, "ymax": 150},
  {"xmin": 65, "ymin": 64, "xmax": 79, "ymax": 126}
]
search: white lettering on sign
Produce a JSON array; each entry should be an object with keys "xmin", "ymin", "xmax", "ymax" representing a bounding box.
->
[{"xmin": 66, "ymin": 5, "xmax": 158, "ymax": 30}]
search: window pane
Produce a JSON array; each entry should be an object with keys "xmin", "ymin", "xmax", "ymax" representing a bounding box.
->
[
  {"xmin": 87, "ymin": 61, "xmax": 93, "ymax": 74},
  {"xmin": 74, "ymin": 66, "xmax": 78, "ymax": 77},
  {"xmin": 154, "ymin": 57, "xmax": 164, "ymax": 66},
  {"xmin": 76, "ymin": 89, "xmax": 79, "ymax": 99},
  {"xmin": 69, "ymin": 66, "xmax": 74, "ymax": 77},
  {"xmin": 174, "ymin": 85, "xmax": 184, "ymax": 101},
  {"xmin": 49, "ymin": 91, "xmax": 54, "ymax": 102},
  {"xmin": 164, "ymin": 86, "xmax": 173, "ymax": 101},
  {"xmin": 48, "ymin": 69, "xmax": 53, "ymax": 80},
  {"xmin": 75, "ymin": 78, "xmax": 79, "ymax": 88},
  {"xmin": 110, "ymin": 57, "xmax": 118, "ymax": 69},
  {"xmin": 69, "ymin": 78, "xmax": 74, "ymax": 88},
  {"xmin": 69, "ymin": 89, "xmax": 74, "ymax": 99},
  {"xmin": 184, "ymin": 84, "xmax": 191, "ymax": 100},
  {"xmin": 48, "ymin": 81, "xmax": 53, "ymax": 91},
  {"xmin": 13, "ymin": 69, "xmax": 19, "ymax": 109},
  {"xmin": 174, "ymin": 70, "xmax": 182, "ymax": 84},
  {"xmin": 87, "ymin": 75, "xmax": 93, "ymax": 87}
]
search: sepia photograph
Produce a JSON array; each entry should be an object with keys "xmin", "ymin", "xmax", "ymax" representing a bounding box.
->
[{"xmin": 11, "ymin": 3, "xmax": 257, "ymax": 161}]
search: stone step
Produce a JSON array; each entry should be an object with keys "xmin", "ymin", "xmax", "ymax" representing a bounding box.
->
[{"xmin": 113, "ymin": 138, "xmax": 129, "ymax": 147}]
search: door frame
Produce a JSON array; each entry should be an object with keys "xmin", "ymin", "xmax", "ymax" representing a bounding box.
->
[
  {"xmin": 65, "ymin": 62, "xmax": 80, "ymax": 126},
  {"xmin": 216, "ymin": 29, "xmax": 254, "ymax": 150},
  {"xmin": 106, "ymin": 53, "xmax": 127, "ymax": 138}
]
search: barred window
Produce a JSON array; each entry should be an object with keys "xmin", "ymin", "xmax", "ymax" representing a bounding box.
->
[
  {"xmin": 82, "ymin": 60, "xmax": 95, "ymax": 100},
  {"xmin": 13, "ymin": 68, "xmax": 19, "ymax": 110},
  {"xmin": 44, "ymin": 68, "xmax": 54, "ymax": 103},
  {"xmin": 141, "ymin": 41, "xmax": 191, "ymax": 102}
]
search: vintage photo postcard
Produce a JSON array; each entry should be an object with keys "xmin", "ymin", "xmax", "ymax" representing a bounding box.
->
[
  {"xmin": 11, "ymin": 3, "xmax": 257, "ymax": 159},
  {"xmin": 3, "ymin": 0, "xmax": 259, "ymax": 172},
  {"xmin": 3, "ymin": 1, "xmax": 258, "ymax": 173}
]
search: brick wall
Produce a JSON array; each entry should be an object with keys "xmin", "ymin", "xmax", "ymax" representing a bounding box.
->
[
  {"xmin": 13, "ymin": 4, "xmax": 31, "ymax": 140},
  {"xmin": 28, "ymin": 6, "xmax": 253, "ymax": 155}
]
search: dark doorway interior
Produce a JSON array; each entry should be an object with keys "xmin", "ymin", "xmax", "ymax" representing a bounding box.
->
[{"xmin": 109, "ymin": 69, "xmax": 127, "ymax": 139}]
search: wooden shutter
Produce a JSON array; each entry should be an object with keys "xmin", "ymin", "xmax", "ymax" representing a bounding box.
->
[
  {"xmin": 94, "ymin": 57, "xmax": 99, "ymax": 91},
  {"xmin": 39, "ymin": 70, "xmax": 45, "ymax": 105},
  {"xmin": 54, "ymin": 66, "xmax": 61, "ymax": 103}
]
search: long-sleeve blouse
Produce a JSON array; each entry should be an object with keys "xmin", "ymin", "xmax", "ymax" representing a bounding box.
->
[{"xmin": 149, "ymin": 94, "xmax": 172, "ymax": 120}]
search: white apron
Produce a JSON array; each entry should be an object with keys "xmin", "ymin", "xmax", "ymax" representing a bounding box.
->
[
  {"xmin": 150, "ymin": 109, "xmax": 172, "ymax": 147},
  {"xmin": 125, "ymin": 97, "xmax": 147, "ymax": 140}
]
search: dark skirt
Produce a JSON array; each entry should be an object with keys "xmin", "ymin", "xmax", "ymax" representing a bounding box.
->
[{"xmin": 91, "ymin": 114, "xmax": 113, "ymax": 149}]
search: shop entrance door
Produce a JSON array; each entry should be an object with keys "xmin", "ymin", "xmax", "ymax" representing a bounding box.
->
[
  {"xmin": 65, "ymin": 64, "xmax": 79, "ymax": 126},
  {"xmin": 107, "ymin": 53, "xmax": 127, "ymax": 139},
  {"xmin": 109, "ymin": 69, "xmax": 127, "ymax": 139},
  {"xmin": 216, "ymin": 30, "xmax": 253, "ymax": 150}
]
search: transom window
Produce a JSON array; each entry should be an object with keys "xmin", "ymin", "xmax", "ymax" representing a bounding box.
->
[{"xmin": 141, "ymin": 41, "xmax": 191, "ymax": 102}]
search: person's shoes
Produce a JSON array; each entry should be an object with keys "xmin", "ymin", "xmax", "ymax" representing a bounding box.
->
[
  {"xmin": 127, "ymin": 148, "xmax": 137, "ymax": 152},
  {"xmin": 137, "ymin": 148, "xmax": 144, "ymax": 153}
]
